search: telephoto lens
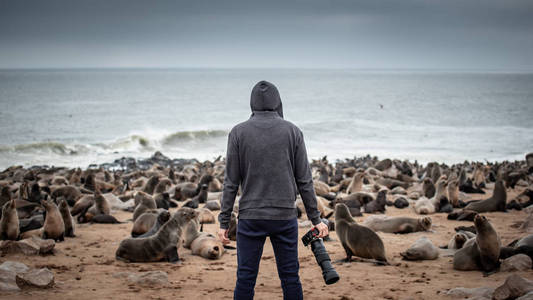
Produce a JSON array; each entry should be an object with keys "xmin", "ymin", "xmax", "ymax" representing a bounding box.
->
[{"xmin": 301, "ymin": 222, "xmax": 340, "ymax": 285}]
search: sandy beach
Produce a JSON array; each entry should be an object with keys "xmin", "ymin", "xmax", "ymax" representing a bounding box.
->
[{"xmin": 1, "ymin": 156, "xmax": 532, "ymax": 300}]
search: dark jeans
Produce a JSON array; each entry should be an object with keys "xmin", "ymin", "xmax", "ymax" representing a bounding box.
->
[{"xmin": 234, "ymin": 218, "xmax": 303, "ymax": 300}]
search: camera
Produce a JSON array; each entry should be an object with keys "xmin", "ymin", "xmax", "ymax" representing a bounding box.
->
[{"xmin": 301, "ymin": 220, "xmax": 340, "ymax": 285}]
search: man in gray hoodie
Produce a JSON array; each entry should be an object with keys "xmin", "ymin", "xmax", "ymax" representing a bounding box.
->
[{"xmin": 218, "ymin": 81, "xmax": 328, "ymax": 300}]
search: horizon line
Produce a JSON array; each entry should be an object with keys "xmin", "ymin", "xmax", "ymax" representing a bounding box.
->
[{"xmin": 1, "ymin": 66, "xmax": 533, "ymax": 73}]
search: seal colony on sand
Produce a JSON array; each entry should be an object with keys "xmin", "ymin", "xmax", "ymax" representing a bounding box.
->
[{"xmin": 0, "ymin": 150, "xmax": 532, "ymax": 298}]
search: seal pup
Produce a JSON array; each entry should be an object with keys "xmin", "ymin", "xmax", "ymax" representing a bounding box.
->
[
  {"xmin": 58, "ymin": 198, "xmax": 75, "ymax": 237},
  {"xmin": 19, "ymin": 214, "xmax": 44, "ymax": 233},
  {"xmin": 90, "ymin": 214, "xmax": 122, "ymax": 224},
  {"xmin": 453, "ymin": 215, "xmax": 501, "ymax": 273},
  {"xmin": 400, "ymin": 237, "xmax": 439, "ymax": 260},
  {"xmin": 184, "ymin": 217, "xmax": 224, "ymax": 260},
  {"xmin": 136, "ymin": 211, "xmax": 170, "ymax": 238},
  {"xmin": 464, "ymin": 180, "xmax": 506, "ymax": 213},
  {"xmin": 0, "ymin": 186, "xmax": 11, "ymax": 208},
  {"xmin": 363, "ymin": 216, "xmax": 432, "ymax": 234},
  {"xmin": 154, "ymin": 192, "xmax": 171, "ymax": 210},
  {"xmin": 141, "ymin": 175, "xmax": 160, "ymax": 195},
  {"xmin": 334, "ymin": 203, "xmax": 387, "ymax": 264},
  {"xmin": 447, "ymin": 179, "xmax": 460, "ymax": 207},
  {"xmin": 197, "ymin": 207, "xmax": 215, "ymax": 224},
  {"xmin": 115, "ymin": 207, "xmax": 198, "ymax": 263},
  {"xmin": 0, "ymin": 200, "xmax": 19, "ymax": 240}
]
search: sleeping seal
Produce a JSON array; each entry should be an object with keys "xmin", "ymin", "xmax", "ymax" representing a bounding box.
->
[
  {"xmin": 184, "ymin": 217, "xmax": 224, "ymax": 260},
  {"xmin": 362, "ymin": 215, "xmax": 432, "ymax": 234}
]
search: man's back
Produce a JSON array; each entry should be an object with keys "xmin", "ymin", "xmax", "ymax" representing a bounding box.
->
[{"xmin": 218, "ymin": 81, "xmax": 320, "ymax": 228}]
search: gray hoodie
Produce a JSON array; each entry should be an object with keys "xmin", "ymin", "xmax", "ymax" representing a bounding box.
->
[{"xmin": 218, "ymin": 81, "xmax": 321, "ymax": 229}]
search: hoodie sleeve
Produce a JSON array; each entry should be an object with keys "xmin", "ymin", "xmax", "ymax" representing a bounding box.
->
[
  {"xmin": 218, "ymin": 129, "xmax": 241, "ymax": 229},
  {"xmin": 294, "ymin": 131, "xmax": 321, "ymax": 226}
]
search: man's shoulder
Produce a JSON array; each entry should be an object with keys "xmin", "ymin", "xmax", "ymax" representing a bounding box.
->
[{"xmin": 231, "ymin": 118, "xmax": 302, "ymax": 134}]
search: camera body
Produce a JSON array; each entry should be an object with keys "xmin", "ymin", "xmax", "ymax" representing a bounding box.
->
[
  {"xmin": 301, "ymin": 226, "xmax": 320, "ymax": 247},
  {"xmin": 301, "ymin": 221, "xmax": 340, "ymax": 285}
]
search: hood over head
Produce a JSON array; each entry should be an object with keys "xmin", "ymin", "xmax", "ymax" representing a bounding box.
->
[{"xmin": 250, "ymin": 81, "xmax": 283, "ymax": 118}]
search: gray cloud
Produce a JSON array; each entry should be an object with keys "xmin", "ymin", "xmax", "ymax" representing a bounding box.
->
[{"xmin": 1, "ymin": 0, "xmax": 532, "ymax": 69}]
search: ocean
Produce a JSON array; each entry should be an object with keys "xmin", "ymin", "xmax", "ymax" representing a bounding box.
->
[{"xmin": 0, "ymin": 69, "xmax": 532, "ymax": 169}]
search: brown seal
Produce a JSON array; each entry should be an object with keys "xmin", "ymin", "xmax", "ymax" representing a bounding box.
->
[
  {"xmin": 184, "ymin": 218, "xmax": 224, "ymax": 259},
  {"xmin": 135, "ymin": 210, "xmax": 171, "ymax": 238},
  {"xmin": 464, "ymin": 180, "xmax": 506, "ymax": 213},
  {"xmin": 133, "ymin": 191, "xmax": 157, "ymax": 221},
  {"xmin": 131, "ymin": 211, "xmax": 158, "ymax": 237},
  {"xmin": 51, "ymin": 185, "xmax": 82, "ymax": 206},
  {"xmin": 346, "ymin": 172, "xmax": 365, "ymax": 194},
  {"xmin": 362, "ymin": 215, "xmax": 432, "ymax": 234},
  {"xmin": 115, "ymin": 207, "xmax": 197, "ymax": 263},
  {"xmin": 422, "ymin": 178, "xmax": 436, "ymax": 198},
  {"xmin": 363, "ymin": 189, "xmax": 387, "ymax": 213},
  {"xmin": 87, "ymin": 191, "xmax": 110, "ymax": 217},
  {"xmin": 41, "ymin": 199, "xmax": 65, "ymax": 241},
  {"xmin": 334, "ymin": 203, "xmax": 387, "ymax": 264},
  {"xmin": 0, "ymin": 200, "xmax": 19, "ymax": 240},
  {"xmin": 453, "ymin": 215, "xmax": 501, "ymax": 273},
  {"xmin": 70, "ymin": 194, "xmax": 95, "ymax": 216},
  {"xmin": 141, "ymin": 175, "xmax": 160, "ymax": 195},
  {"xmin": 58, "ymin": 198, "xmax": 75, "ymax": 237}
]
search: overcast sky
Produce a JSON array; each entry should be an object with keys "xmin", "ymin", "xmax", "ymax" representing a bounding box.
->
[{"xmin": 1, "ymin": 0, "xmax": 532, "ymax": 70}]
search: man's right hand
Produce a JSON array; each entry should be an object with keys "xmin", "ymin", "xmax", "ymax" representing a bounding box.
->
[
  {"xmin": 218, "ymin": 228, "xmax": 230, "ymax": 245},
  {"xmin": 314, "ymin": 222, "xmax": 329, "ymax": 238}
]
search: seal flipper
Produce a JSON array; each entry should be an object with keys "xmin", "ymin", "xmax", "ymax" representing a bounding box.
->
[{"xmin": 165, "ymin": 246, "xmax": 180, "ymax": 263}]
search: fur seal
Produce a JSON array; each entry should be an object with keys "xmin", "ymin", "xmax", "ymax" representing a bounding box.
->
[
  {"xmin": 363, "ymin": 189, "xmax": 387, "ymax": 213},
  {"xmin": 133, "ymin": 192, "xmax": 157, "ymax": 221},
  {"xmin": 141, "ymin": 175, "xmax": 160, "ymax": 195},
  {"xmin": 184, "ymin": 218, "xmax": 224, "ymax": 259},
  {"xmin": 90, "ymin": 214, "xmax": 122, "ymax": 224},
  {"xmin": 334, "ymin": 203, "xmax": 387, "ymax": 264},
  {"xmin": 0, "ymin": 200, "xmax": 19, "ymax": 240},
  {"xmin": 447, "ymin": 209, "xmax": 478, "ymax": 221},
  {"xmin": 453, "ymin": 215, "xmax": 501, "ymax": 273},
  {"xmin": 499, "ymin": 234, "xmax": 533, "ymax": 261},
  {"xmin": 447, "ymin": 179, "xmax": 460, "ymax": 207},
  {"xmin": 70, "ymin": 194, "xmax": 94, "ymax": 216},
  {"xmin": 131, "ymin": 211, "xmax": 158, "ymax": 237},
  {"xmin": 446, "ymin": 232, "xmax": 471, "ymax": 250},
  {"xmin": 115, "ymin": 207, "xmax": 197, "ymax": 263},
  {"xmin": 362, "ymin": 216, "xmax": 432, "ymax": 234},
  {"xmin": 154, "ymin": 192, "xmax": 171, "ymax": 210},
  {"xmin": 422, "ymin": 178, "xmax": 436, "ymax": 198},
  {"xmin": 197, "ymin": 208, "xmax": 215, "ymax": 224},
  {"xmin": 0, "ymin": 186, "xmax": 11, "ymax": 208},
  {"xmin": 58, "ymin": 199, "xmax": 75, "ymax": 237},
  {"xmin": 400, "ymin": 237, "xmax": 439, "ymax": 260},
  {"xmin": 393, "ymin": 197, "xmax": 409, "ymax": 209},
  {"xmin": 463, "ymin": 180, "xmax": 506, "ymax": 213},
  {"xmin": 19, "ymin": 214, "xmax": 44, "ymax": 233},
  {"xmin": 41, "ymin": 199, "xmax": 65, "ymax": 241},
  {"xmin": 51, "ymin": 185, "xmax": 82, "ymax": 206},
  {"xmin": 136, "ymin": 211, "xmax": 170, "ymax": 238},
  {"xmin": 346, "ymin": 172, "xmax": 365, "ymax": 194},
  {"xmin": 204, "ymin": 200, "xmax": 221, "ymax": 211}
]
